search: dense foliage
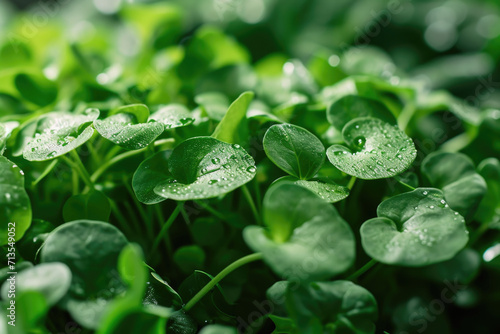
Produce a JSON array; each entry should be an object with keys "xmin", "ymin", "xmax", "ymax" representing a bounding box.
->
[{"xmin": 1, "ymin": 0, "xmax": 500, "ymax": 333}]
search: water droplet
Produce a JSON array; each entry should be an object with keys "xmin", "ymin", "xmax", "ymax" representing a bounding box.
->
[
  {"xmin": 47, "ymin": 151, "xmax": 57, "ymax": 158},
  {"xmin": 31, "ymin": 147, "xmax": 36, "ymax": 152},
  {"xmin": 429, "ymin": 206, "xmax": 434, "ymax": 209},
  {"xmin": 208, "ymin": 179, "xmax": 219, "ymax": 185},
  {"xmin": 211, "ymin": 158, "xmax": 220, "ymax": 164},
  {"xmin": 422, "ymin": 191, "xmax": 428, "ymax": 195},
  {"xmin": 353, "ymin": 136, "xmax": 366, "ymax": 149},
  {"xmin": 232, "ymin": 144, "xmax": 241, "ymax": 149},
  {"xmin": 246, "ymin": 166, "xmax": 257, "ymax": 173}
]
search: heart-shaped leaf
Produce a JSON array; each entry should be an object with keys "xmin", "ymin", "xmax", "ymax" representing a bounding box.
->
[
  {"xmin": 327, "ymin": 95, "xmax": 397, "ymax": 131},
  {"xmin": 110, "ymin": 104, "xmax": 150, "ymax": 124},
  {"xmin": 267, "ymin": 280, "xmax": 378, "ymax": 334},
  {"xmin": 360, "ymin": 188, "xmax": 469, "ymax": 266},
  {"xmin": 0, "ymin": 156, "xmax": 31, "ymax": 244},
  {"xmin": 273, "ymin": 176, "xmax": 349, "ymax": 203},
  {"xmin": 1, "ymin": 262, "xmax": 71, "ymax": 306},
  {"xmin": 23, "ymin": 109, "xmax": 100, "ymax": 161},
  {"xmin": 94, "ymin": 113, "xmax": 164, "ymax": 150},
  {"xmin": 148, "ymin": 104, "xmax": 195, "ymax": 129},
  {"xmin": 475, "ymin": 158, "xmax": 500, "ymax": 226},
  {"xmin": 243, "ymin": 183, "xmax": 355, "ymax": 280},
  {"xmin": 263, "ymin": 123, "xmax": 325, "ymax": 180},
  {"xmin": 14, "ymin": 73, "xmax": 57, "ymax": 107},
  {"xmin": 154, "ymin": 137, "xmax": 256, "ymax": 200},
  {"xmin": 40, "ymin": 220, "xmax": 129, "ymax": 329},
  {"xmin": 211, "ymin": 91, "xmax": 254, "ymax": 145},
  {"xmin": 326, "ymin": 117, "xmax": 417, "ymax": 179},
  {"xmin": 132, "ymin": 150, "xmax": 172, "ymax": 204},
  {"xmin": 421, "ymin": 152, "xmax": 487, "ymax": 219}
]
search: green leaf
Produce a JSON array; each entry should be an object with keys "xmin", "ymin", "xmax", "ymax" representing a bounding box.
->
[
  {"xmin": 40, "ymin": 220, "xmax": 129, "ymax": 329},
  {"xmin": 150, "ymin": 272, "xmax": 183, "ymax": 309},
  {"xmin": 148, "ymin": 104, "xmax": 195, "ymax": 129},
  {"xmin": 0, "ymin": 156, "xmax": 31, "ymax": 244},
  {"xmin": 14, "ymin": 73, "xmax": 57, "ymax": 107},
  {"xmin": 7, "ymin": 291, "xmax": 48, "ymax": 334},
  {"xmin": 212, "ymin": 91, "xmax": 254, "ymax": 145},
  {"xmin": 196, "ymin": 64, "xmax": 257, "ymax": 100},
  {"xmin": 199, "ymin": 325, "xmax": 238, "ymax": 334},
  {"xmin": 326, "ymin": 117, "xmax": 417, "ymax": 179},
  {"xmin": 263, "ymin": 123, "xmax": 325, "ymax": 180},
  {"xmin": 327, "ymin": 95, "xmax": 396, "ymax": 131},
  {"xmin": 118, "ymin": 244, "xmax": 148, "ymax": 302},
  {"xmin": 243, "ymin": 183, "xmax": 355, "ymax": 280},
  {"xmin": 418, "ymin": 248, "xmax": 481, "ymax": 284},
  {"xmin": 360, "ymin": 188, "xmax": 469, "ymax": 266},
  {"xmin": 272, "ymin": 176, "xmax": 349, "ymax": 203},
  {"xmin": 23, "ymin": 109, "xmax": 100, "ymax": 161},
  {"xmin": 195, "ymin": 92, "xmax": 230, "ymax": 121},
  {"xmin": 173, "ymin": 245, "xmax": 206, "ymax": 274},
  {"xmin": 63, "ymin": 190, "xmax": 111, "ymax": 222},
  {"xmin": 475, "ymin": 158, "xmax": 500, "ymax": 225},
  {"xmin": 132, "ymin": 150, "xmax": 172, "ymax": 204},
  {"xmin": 0, "ymin": 262, "xmax": 71, "ymax": 305},
  {"xmin": 286, "ymin": 281, "xmax": 378, "ymax": 334},
  {"xmin": 421, "ymin": 152, "xmax": 487, "ymax": 219},
  {"xmin": 153, "ymin": 137, "xmax": 256, "ymax": 200},
  {"xmin": 94, "ymin": 113, "xmax": 164, "ymax": 150},
  {"xmin": 110, "ymin": 104, "xmax": 150, "ymax": 124}
]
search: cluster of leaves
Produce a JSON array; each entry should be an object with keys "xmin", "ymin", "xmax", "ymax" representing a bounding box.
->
[{"xmin": 1, "ymin": 2, "xmax": 500, "ymax": 334}]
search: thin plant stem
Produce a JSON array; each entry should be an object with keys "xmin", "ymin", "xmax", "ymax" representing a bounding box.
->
[
  {"xmin": 32, "ymin": 159, "xmax": 59, "ymax": 187},
  {"xmin": 62, "ymin": 154, "xmax": 94, "ymax": 190},
  {"xmin": 150, "ymin": 203, "xmax": 183, "ymax": 256},
  {"xmin": 124, "ymin": 177, "xmax": 152, "ymax": 239},
  {"xmin": 109, "ymin": 199, "xmax": 133, "ymax": 236},
  {"xmin": 347, "ymin": 176, "xmax": 357, "ymax": 190},
  {"xmin": 396, "ymin": 178, "xmax": 416, "ymax": 191},
  {"xmin": 253, "ymin": 178, "xmax": 262, "ymax": 213},
  {"xmin": 194, "ymin": 200, "xmax": 227, "ymax": 221},
  {"xmin": 347, "ymin": 259, "xmax": 378, "ymax": 281},
  {"xmin": 184, "ymin": 253, "xmax": 263, "ymax": 312},
  {"xmin": 242, "ymin": 184, "xmax": 261, "ymax": 225}
]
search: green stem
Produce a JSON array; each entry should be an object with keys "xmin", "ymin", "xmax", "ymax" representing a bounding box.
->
[
  {"xmin": 396, "ymin": 178, "xmax": 416, "ymax": 191},
  {"xmin": 398, "ymin": 101, "xmax": 416, "ymax": 131},
  {"xmin": 347, "ymin": 259, "xmax": 378, "ymax": 280},
  {"xmin": 253, "ymin": 178, "xmax": 262, "ymax": 214},
  {"xmin": 347, "ymin": 176, "xmax": 357, "ymax": 190},
  {"xmin": 32, "ymin": 159, "xmax": 59, "ymax": 187},
  {"xmin": 440, "ymin": 132, "xmax": 474, "ymax": 153},
  {"xmin": 62, "ymin": 154, "xmax": 94, "ymax": 190},
  {"xmin": 90, "ymin": 138, "xmax": 175, "ymax": 183},
  {"xmin": 184, "ymin": 253, "xmax": 263, "ymax": 312},
  {"xmin": 194, "ymin": 200, "xmax": 227, "ymax": 221},
  {"xmin": 150, "ymin": 203, "xmax": 183, "ymax": 255},
  {"xmin": 242, "ymin": 185, "xmax": 261, "ymax": 225},
  {"xmin": 109, "ymin": 200, "xmax": 133, "ymax": 236},
  {"xmin": 124, "ymin": 178, "xmax": 152, "ymax": 239}
]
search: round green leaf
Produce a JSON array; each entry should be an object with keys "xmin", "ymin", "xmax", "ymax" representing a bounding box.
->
[
  {"xmin": 422, "ymin": 152, "xmax": 487, "ymax": 219},
  {"xmin": 132, "ymin": 150, "xmax": 172, "ymax": 204},
  {"xmin": 0, "ymin": 156, "xmax": 31, "ymax": 244},
  {"xmin": 94, "ymin": 113, "xmax": 164, "ymax": 150},
  {"xmin": 273, "ymin": 176, "xmax": 349, "ymax": 203},
  {"xmin": 327, "ymin": 95, "xmax": 397, "ymax": 131},
  {"xmin": 14, "ymin": 73, "xmax": 57, "ymax": 107},
  {"xmin": 40, "ymin": 220, "xmax": 129, "ymax": 328},
  {"xmin": 63, "ymin": 190, "xmax": 111, "ymax": 222},
  {"xmin": 23, "ymin": 109, "xmax": 100, "ymax": 161},
  {"xmin": 475, "ymin": 158, "xmax": 500, "ymax": 225},
  {"xmin": 243, "ymin": 183, "xmax": 355, "ymax": 280},
  {"xmin": 360, "ymin": 188, "xmax": 469, "ymax": 266},
  {"xmin": 286, "ymin": 281, "xmax": 378, "ymax": 334},
  {"xmin": 1, "ymin": 262, "xmax": 71, "ymax": 306},
  {"xmin": 263, "ymin": 123, "xmax": 325, "ymax": 180},
  {"xmin": 110, "ymin": 104, "xmax": 150, "ymax": 124},
  {"xmin": 148, "ymin": 104, "xmax": 194, "ymax": 129},
  {"xmin": 40, "ymin": 220, "xmax": 128, "ymax": 296},
  {"xmin": 173, "ymin": 245, "xmax": 206, "ymax": 274},
  {"xmin": 154, "ymin": 137, "xmax": 256, "ymax": 200},
  {"xmin": 326, "ymin": 117, "xmax": 417, "ymax": 179}
]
